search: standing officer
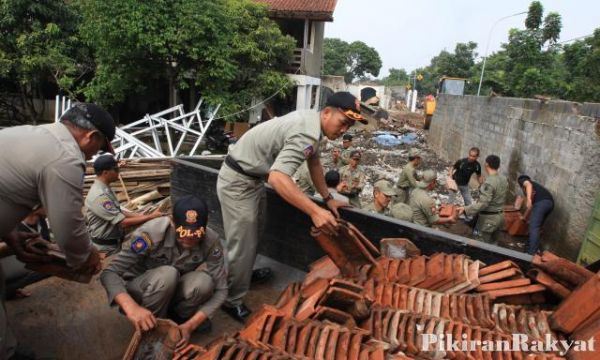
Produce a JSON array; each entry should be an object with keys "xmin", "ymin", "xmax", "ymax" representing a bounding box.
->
[
  {"xmin": 0, "ymin": 103, "xmax": 111, "ymax": 358},
  {"xmin": 340, "ymin": 133, "xmax": 354, "ymax": 166},
  {"xmin": 363, "ymin": 179, "xmax": 396, "ymax": 215},
  {"xmin": 458, "ymin": 155, "xmax": 508, "ymax": 244},
  {"xmin": 85, "ymin": 154, "xmax": 163, "ymax": 253},
  {"xmin": 217, "ymin": 91, "xmax": 365, "ymax": 322},
  {"xmin": 100, "ymin": 195, "xmax": 227, "ymax": 350},
  {"xmin": 410, "ymin": 170, "xmax": 457, "ymax": 227},
  {"xmin": 329, "ymin": 147, "xmax": 342, "ymax": 171},
  {"xmin": 339, "ymin": 150, "xmax": 366, "ymax": 208},
  {"xmin": 396, "ymin": 149, "xmax": 421, "ymax": 203}
]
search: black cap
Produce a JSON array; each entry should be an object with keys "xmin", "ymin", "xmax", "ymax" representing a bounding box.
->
[
  {"xmin": 325, "ymin": 92, "xmax": 367, "ymax": 124},
  {"xmin": 61, "ymin": 103, "xmax": 116, "ymax": 153},
  {"xmin": 342, "ymin": 133, "xmax": 353, "ymax": 141},
  {"xmin": 173, "ymin": 195, "xmax": 209, "ymax": 238},
  {"xmin": 93, "ymin": 154, "xmax": 118, "ymax": 173}
]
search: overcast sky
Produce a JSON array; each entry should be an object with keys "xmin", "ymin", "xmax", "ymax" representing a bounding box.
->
[{"xmin": 325, "ymin": 0, "xmax": 600, "ymax": 77}]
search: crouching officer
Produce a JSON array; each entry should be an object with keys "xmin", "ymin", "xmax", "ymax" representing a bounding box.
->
[{"xmin": 100, "ymin": 195, "xmax": 227, "ymax": 349}]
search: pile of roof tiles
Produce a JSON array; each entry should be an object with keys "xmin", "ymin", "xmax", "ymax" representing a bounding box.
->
[{"xmin": 129, "ymin": 220, "xmax": 598, "ymax": 359}]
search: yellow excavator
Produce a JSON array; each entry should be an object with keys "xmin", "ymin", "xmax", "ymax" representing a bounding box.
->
[{"xmin": 424, "ymin": 76, "xmax": 467, "ymax": 129}]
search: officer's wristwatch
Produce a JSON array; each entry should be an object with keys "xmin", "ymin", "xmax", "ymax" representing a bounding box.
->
[{"xmin": 324, "ymin": 193, "xmax": 334, "ymax": 202}]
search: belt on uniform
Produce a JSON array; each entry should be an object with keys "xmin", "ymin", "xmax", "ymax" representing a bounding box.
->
[
  {"xmin": 480, "ymin": 210, "xmax": 503, "ymax": 215},
  {"xmin": 224, "ymin": 155, "xmax": 262, "ymax": 180}
]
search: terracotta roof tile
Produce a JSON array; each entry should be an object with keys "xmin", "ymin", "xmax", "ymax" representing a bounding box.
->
[{"xmin": 255, "ymin": 0, "xmax": 338, "ymax": 21}]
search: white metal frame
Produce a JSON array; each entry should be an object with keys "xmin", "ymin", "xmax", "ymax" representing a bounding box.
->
[{"xmin": 55, "ymin": 95, "xmax": 221, "ymax": 159}]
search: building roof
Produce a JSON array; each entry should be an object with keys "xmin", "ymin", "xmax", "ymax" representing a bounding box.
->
[{"xmin": 255, "ymin": 0, "xmax": 337, "ymax": 21}]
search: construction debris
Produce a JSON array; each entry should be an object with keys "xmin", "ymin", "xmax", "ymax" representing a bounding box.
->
[{"xmin": 83, "ymin": 158, "xmax": 172, "ymax": 215}]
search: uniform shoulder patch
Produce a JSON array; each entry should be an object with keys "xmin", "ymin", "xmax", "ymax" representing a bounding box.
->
[
  {"xmin": 131, "ymin": 232, "xmax": 153, "ymax": 254},
  {"xmin": 303, "ymin": 144, "xmax": 314, "ymax": 159},
  {"xmin": 96, "ymin": 195, "xmax": 116, "ymax": 211},
  {"xmin": 208, "ymin": 245, "xmax": 223, "ymax": 260},
  {"xmin": 481, "ymin": 183, "xmax": 491, "ymax": 193}
]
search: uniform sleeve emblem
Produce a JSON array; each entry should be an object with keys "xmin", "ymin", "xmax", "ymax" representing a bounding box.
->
[
  {"xmin": 102, "ymin": 200, "xmax": 115, "ymax": 210},
  {"xmin": 131, "ymin": 232, "xmax": 153, "ymax": 254},
  {"xmin": 209, "ymin": 246, "xmax": 223, "ymax": 259},
  {"xmin": 303, "ymin": 144, "xmax": 314, "ymax": 159},
  {"xmin": 481, "ymin": 183, "xmax": 491, "ymax": 193}
]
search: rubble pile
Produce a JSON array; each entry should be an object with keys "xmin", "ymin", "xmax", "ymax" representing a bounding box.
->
[
  {"xmin": 146, "ymin": 222, "xmax": 597, "ymax": 360},
  {"xmin": 83, "ymin": 158, "xmax": 172, "ymax": 214}
]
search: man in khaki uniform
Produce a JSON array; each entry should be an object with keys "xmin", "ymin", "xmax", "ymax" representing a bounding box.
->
[
  {"xmin": 390, "ymin": 202, "xmax": 414, "ymax": 222},
  {"xmin": 86, "ymin": 154, "xmax": 163, "ymax": 253},
  {"xmin": 0, "ymin": 103, "xmax": 111, "ymax": 358},
  {"xmin": 340, "ymin": 133, "xmax": 354, "ymax": 166},
  {"xmin": 410, "ymin": 170, "xmax": 457, "ymax": 227},
  {"xmin": 339, "ymin": 150, "xmax": 366, "ymax": 208},
  {"xmin": 101, "ymin": 195, "xmax": 227, "ymax": 349},
  {"xmin": 363, "ymin": 179, "xmax": 396, "ymax": 215},
  {"xmin": 396, "ymin": 148, "xmax": 421, "ymax": 203},
  {"xmin": 217, "ymin": 91, "xmax": 365, "ymax": 322},
  {"xmin": 328, "ymin": 147, "xmax": 342, "ymax": 171},
  {"xmin": 293, "ymin": 161, "xmax": 316, "ymax": 196},
  {"xmin": 459, "ymin": 155, "xmax": 507, "ymax": 244}
]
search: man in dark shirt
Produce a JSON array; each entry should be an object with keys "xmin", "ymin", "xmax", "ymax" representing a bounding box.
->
[
  {"xmin": 451, "ymin": 147, "xmax": 484, "ymax": 208},
  {"xmin": 515, "ymin": 175, "xmax": 554, "ymax": 255}
]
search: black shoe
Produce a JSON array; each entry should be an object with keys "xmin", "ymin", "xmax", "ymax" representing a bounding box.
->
[
  {"xmin": 221, "ymin": 303, "xmax": 252, "ymax": 323},
  {"xmin": 251, "ymin": 267, "xmax": 273, "ymax": 284}
]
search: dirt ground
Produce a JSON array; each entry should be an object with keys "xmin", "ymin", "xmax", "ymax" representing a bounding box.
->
[{"xmin": 6, "ymin": 255, "xmax": 304, "ymax": 360}]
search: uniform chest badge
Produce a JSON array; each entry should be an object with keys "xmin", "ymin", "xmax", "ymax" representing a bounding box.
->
[{"xmin": 303, "ymin": 144, "xmax": 314, "ymax": 159}]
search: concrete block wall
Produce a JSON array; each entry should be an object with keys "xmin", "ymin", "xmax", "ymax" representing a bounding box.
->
[{"xmin": 429, "ymin": 95, "xmax": 600, "ymax": 259}]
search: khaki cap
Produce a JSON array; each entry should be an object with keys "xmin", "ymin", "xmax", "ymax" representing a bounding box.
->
[
  {"xmin": 417, "ymin": 169, "xmax": 437, "ymax": 188},
  {"xmin": 374, "ymin": 179, "xmax": 396, "ymax": 196}
]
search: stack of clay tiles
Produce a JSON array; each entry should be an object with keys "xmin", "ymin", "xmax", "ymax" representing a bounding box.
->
[{"xmin": 156, "ymin": 221, "xmax": 597, "ymax": 360}]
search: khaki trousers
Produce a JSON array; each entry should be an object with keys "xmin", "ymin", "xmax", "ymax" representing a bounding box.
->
[
  {"xmin": 475, "ymin": 213, "xmax": 505, "ymax": 245},
  {"xmin": 216, "ymin": 164, "xmax": 266, "ymax": 307},
  {"xmin": 127, "ymin": 266, "xmax": 214, "ymax": 319}
]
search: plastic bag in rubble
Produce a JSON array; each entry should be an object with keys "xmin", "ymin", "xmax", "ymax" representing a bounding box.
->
[
  {"xmin": 399, "ymin": 132, "xmax": 418, "ymax": 144},
  {"xmin": 375, "ymin": 133, "xmax": 401, "ymax": 146}
]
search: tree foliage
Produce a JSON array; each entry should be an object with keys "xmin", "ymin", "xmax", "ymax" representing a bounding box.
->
[
  {"xmin": 380, "ymin": 68, "xmax": 409, "ymax": 87},
  {"xmin": 323, "ymin": 38, "xmax": 382, "ymax": 83},
  {"xmin": 562, "ymin": 28, "xmax": 600, "ymax": 103},
  {"xmin": 525, "ymin": 1, "xmax": 543, "ymax": 30},
  {"xmin": 76, "ymin": 0, "xmax": 295, "ymax": 117},
  {"xmin": 0, "ymin": 0, "xmax": 88, "ymax": 123}
]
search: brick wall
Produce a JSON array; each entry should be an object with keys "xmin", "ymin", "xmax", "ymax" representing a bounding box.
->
[{"xmin": 429, "ymin": 95, "xmax": 600, "ymax": 259}]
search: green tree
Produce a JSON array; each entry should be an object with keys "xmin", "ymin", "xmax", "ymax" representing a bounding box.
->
[
  {"xmin": 0, "ymin": 0, "xmax": 88, "ymax": 124},
  {"xmin": 407, "ymin": 41, "xmax": 478, "ymax": 95},
  {"xmin": 323, "ymin": 38, "xmax": 382, "ymax": 83},
  {"xmin": 525, "ymin": 1, "xmax": 543, "ymax": 30},
  {"xmin": 562, "ymin": 28, "xmax": 600, "ymax": 103},
  {"xmin": 380, "ymin": 68, "xmax": 409, "ymax": 86},
  {"xmin": 489, "ymin": 1, "xmax": 563, "ymax": 98},
  {"xmin": 77, "ymin": 0, "xmax": 295, "ymax": 118}
]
